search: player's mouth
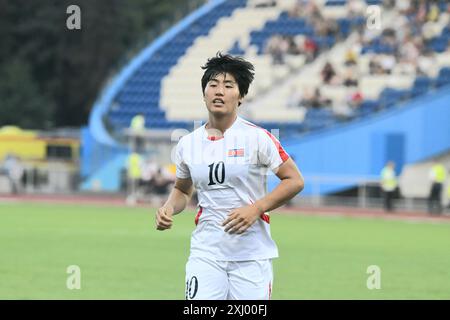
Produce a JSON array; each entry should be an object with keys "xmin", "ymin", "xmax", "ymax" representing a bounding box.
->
[{"xmin": 212, "ymin": 98, "xmax": 225, "ymax": 106}]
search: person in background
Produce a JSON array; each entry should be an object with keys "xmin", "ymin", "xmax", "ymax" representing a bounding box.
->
[
  {"xmin": 130, "ymin": 113, "xmax": 146, "ymax": 152},
  {"xmin": 2, "ymin": 154, "xmax": 24, "ymax": 194},
  {"xmin": 126, "ymin": 152, "xmax": 143, "ymax": 205},
  {"xmin": 428, "ymin": 161, "xmax": 447, "ymax": 215},
  {"xmin": 380, "ymin": 161, "xmax": 397, "ymax": 212}
]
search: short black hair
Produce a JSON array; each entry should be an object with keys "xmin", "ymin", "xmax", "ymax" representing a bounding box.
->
[{"xmin": 201, "ymin": 52, "xmax": 255, "ymax": 99}]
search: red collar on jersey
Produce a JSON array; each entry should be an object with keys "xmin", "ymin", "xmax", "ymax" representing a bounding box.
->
[{"xmin": 207, "ymin": 136, "xmax": 224, "ymax": 141}]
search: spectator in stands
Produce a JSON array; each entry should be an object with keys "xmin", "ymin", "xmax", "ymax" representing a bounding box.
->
[
  {"xmin": 428, "ymin": 161, "xmax": 447, "ymax": 215},
  {"xmin": 287, "ymin": 37, "xmax": 302, "ymax": 55},
  {"xmin": 379, "ymin": 54, "xmax": 396, "ymax": 74},
  {"xmin": 303, "ymin": 37, "xmax": 318, "ymax": 62},
  {"xmin": 315, "ymin": 18, "xmax": 339, "ymax": 38},
  {"xmin": 333, "ymin": 88, "xmax": 362, "ymax": 120},
  {"xmin": 369, "ymin": 56, "xmax": 384, "ymax": 75},
  {"xmin": 347, "ymin": 0, "xmax": 365, "ymax": 18},
  {"xmin": 395, "ymin": 0, "xmax": 411, "ymax": 14},
  {"xmin": 287, "ymin": 0, "xmax": 302, "ymax": 18},
  {"xmin": 321, "ymin": 61, "xmax": 338, "ymax": 85},
  {"xmin": 305, "ymin": 1, "xmax": 323, "ymax": 23},
  {"xmin": 344, "ymin": 47, "xmax": 358, "ymax": 66},
  {"xmin": 399, "ymin": 36, "xmax": 420, "ymax": 66},
  {"xmin": 422, "ymin": 26, "xmax": 440, "ymax": 48},
  {"xmin": 292, "ymin": 35, "xmax": 306, "ymax": 55},
  {"xmin": 347, "ymin": 88, "xmax": 363, "ymax": 109},
  {"xmin": 342, "ymin": 68, "xmax": 359, "ymax": 87},
  {"xmin": 380, "ymin": 161, "xmax": 398, "ymax": 212},
  {"xmin": 266, "ymin": 35, "xmax": 288, "ymax": 65},
  {"xmin": 303, "ymin": 87, "xmax": 331, "ymax": 109},
  {"xmin": 426, "ymin": 3, "xmax": 439, "ymax": 22},
  {"xmin": 417, "ymin": 49, "xmax": 436, "ymax": 76}
]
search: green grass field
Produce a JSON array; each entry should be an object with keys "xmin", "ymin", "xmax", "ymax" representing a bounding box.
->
[{"xmin": 1, "ymin": 201, "xmax": 449, "ymax": 299}]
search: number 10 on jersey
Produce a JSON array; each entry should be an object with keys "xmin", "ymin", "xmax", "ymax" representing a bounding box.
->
[{"xmin": 208, "ymin": 161, "xmax": 225, "ymax": 185}]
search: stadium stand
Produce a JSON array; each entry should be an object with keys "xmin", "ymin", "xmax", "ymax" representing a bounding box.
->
[
  {"xmin": 86, "ymin": 0, "xmax": 450, "ymax": 194},
  {"xmin": 95, "ymin": 0, "xmax": 450, "ymax": 137}
]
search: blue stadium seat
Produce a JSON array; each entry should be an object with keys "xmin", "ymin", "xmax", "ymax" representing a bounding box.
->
[
  {"xmin": 303, "ymin": 108, "xmax": 336, "ymax": 130},
  {"xmin": 435, "ymin": 67, "xmax": 450, "ymax": 87},
  {"xmin": 228, "ymin": 40, "xmax": 246, "ymax": 56},
  {"xmin": 410, "ymin": 77, "xmax": 432, "ymax": 97},
  {"xmin": 313, "ymin": 36, "xmax": 335, "ymax": 49},
  {"xmin": 325, "ymin": 0, "xmax": 347, "ymax": 6},
  {"xmin": 378, "ymin": 88, "xmax": 408, "ymax": 108},
  {"xmin": 366, "ymin": 0, "xmax": 382, "ymax": 4},
  {"xmin": 358, "ymin": 100, "xmax": 379, "ymax": 116},
  {"xmin": 428, "ymin": 36, "xmax": 448, "ymax": 53}
]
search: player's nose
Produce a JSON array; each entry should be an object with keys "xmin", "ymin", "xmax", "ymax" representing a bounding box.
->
[{"xmin": 215, "ymin": 85, "xmax": 224, "ymax": 96}]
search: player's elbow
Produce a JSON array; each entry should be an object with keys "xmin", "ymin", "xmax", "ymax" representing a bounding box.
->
[
  {"xmin": 295, "ymin": 177, "xmax": 305, "ymax": 194},
  {"xmin": 290, "ymin": 176, "xmax": 304, "ymax": 195}
]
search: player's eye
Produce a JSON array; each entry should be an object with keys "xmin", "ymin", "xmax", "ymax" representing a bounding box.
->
[{"xmin": 226, "ymin": 85, "xmax": 233, "ymax": 88}]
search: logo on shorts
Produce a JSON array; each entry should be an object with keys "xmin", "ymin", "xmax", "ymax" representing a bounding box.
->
[{"xmin": 185, "ymin": 276, "xmax": 198, "ymax": 300}]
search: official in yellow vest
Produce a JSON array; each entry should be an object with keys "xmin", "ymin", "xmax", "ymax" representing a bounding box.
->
[
  {"xmin": 428, "ymin": 161, "xmax": 447, "ymax": 215},
  {"xmin": 126, "ymin": 152, "xmax": 143, "ymax": 205},
  {"xmin": 130, "ymin": 113, "xmax": 146, "ymax": 152},
  {"xmin": 380, "ymin": 161, "xmax": 397, "ymax": 212}
]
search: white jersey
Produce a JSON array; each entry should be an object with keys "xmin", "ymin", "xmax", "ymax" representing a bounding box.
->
[{"xmin": 175, "ymin": 116, "xmax": 290, "ymax": 261}]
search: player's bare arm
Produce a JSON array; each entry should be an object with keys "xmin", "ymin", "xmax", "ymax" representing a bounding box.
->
[
  {"xmin": 223, "ymin": 158, "xmax": 304, "ymax": 234},
  {"xmin": 156, "ymin": 177, "xmax": 193, "ymax": 231}
]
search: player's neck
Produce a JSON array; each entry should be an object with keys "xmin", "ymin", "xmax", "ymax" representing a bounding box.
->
[{"xmin": 206, "ymin": 114, "xmax": 238, "ymax": 135}]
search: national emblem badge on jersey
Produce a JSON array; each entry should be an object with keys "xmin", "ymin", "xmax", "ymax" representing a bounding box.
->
[{"xmin": 227, "ymin": 148, "xmax": 245, "ymax": 157}]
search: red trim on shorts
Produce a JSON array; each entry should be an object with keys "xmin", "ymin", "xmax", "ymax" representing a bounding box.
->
[
  {"xmin": 242, "ymin": 121, "xmax": 289, "ymax": 162},
  {"xmin": 261, "ymin": 213, "xmax": 270, "ymax": 224},
  {"xmin": 269, "ymin": 281, "xmax": 272, "ymax": 300},
  {"xmin": 195, "ymin": 206, "xmax": 203, "ymax": 225}
]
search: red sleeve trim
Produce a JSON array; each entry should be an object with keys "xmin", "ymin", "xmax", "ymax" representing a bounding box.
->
[
  {"xmin": 242, "ymin": 121, "xmax": 289, "ymax": 162},
  {"xmin": 263, "ymin": 130, "xmax": 289, "ymax": 162}
]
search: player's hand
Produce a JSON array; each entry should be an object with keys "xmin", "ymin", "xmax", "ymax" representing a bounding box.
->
[
  {"xmin": 222, "ymin": 205, "xmax": 263, "ymax": 234},
  {"xmin": 156, "ymin": 205, "xmax": 174, "ymax": 231}
]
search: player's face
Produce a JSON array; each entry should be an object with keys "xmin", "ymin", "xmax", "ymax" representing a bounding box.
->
[{"xmin": 203, "ymin": 73, "xmax": 242, "ymax": 117}]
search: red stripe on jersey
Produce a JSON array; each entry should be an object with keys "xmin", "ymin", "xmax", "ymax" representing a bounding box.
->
[
  {"xmin": 242, "ymin": 121, "xmax": 289, "ymax": 162},
  {"xmin": 264, "ymin": 130, "xmax": 289, "ymax": 162},
  {"xmin": 269, "ymin": 281, "xmax": 272, "ymax": 300},
  {"xmin": 195, "ymin": 206, "xmax": 203, "ymax": 225}
]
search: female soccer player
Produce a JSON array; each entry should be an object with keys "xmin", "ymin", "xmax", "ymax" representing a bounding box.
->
[{"xmin": 155, "ymin": 52, "xmax": 304, "ymax": 300}]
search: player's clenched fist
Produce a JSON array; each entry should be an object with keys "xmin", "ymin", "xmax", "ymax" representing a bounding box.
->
[{"xmin": 156, "ymin": 206, "xmax": 174, "ymax": 230}]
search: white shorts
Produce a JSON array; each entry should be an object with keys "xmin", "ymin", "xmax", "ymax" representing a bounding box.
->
[{"xmin": 185, "ymin": 256, "xmax": 273, "ymax": 300}]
